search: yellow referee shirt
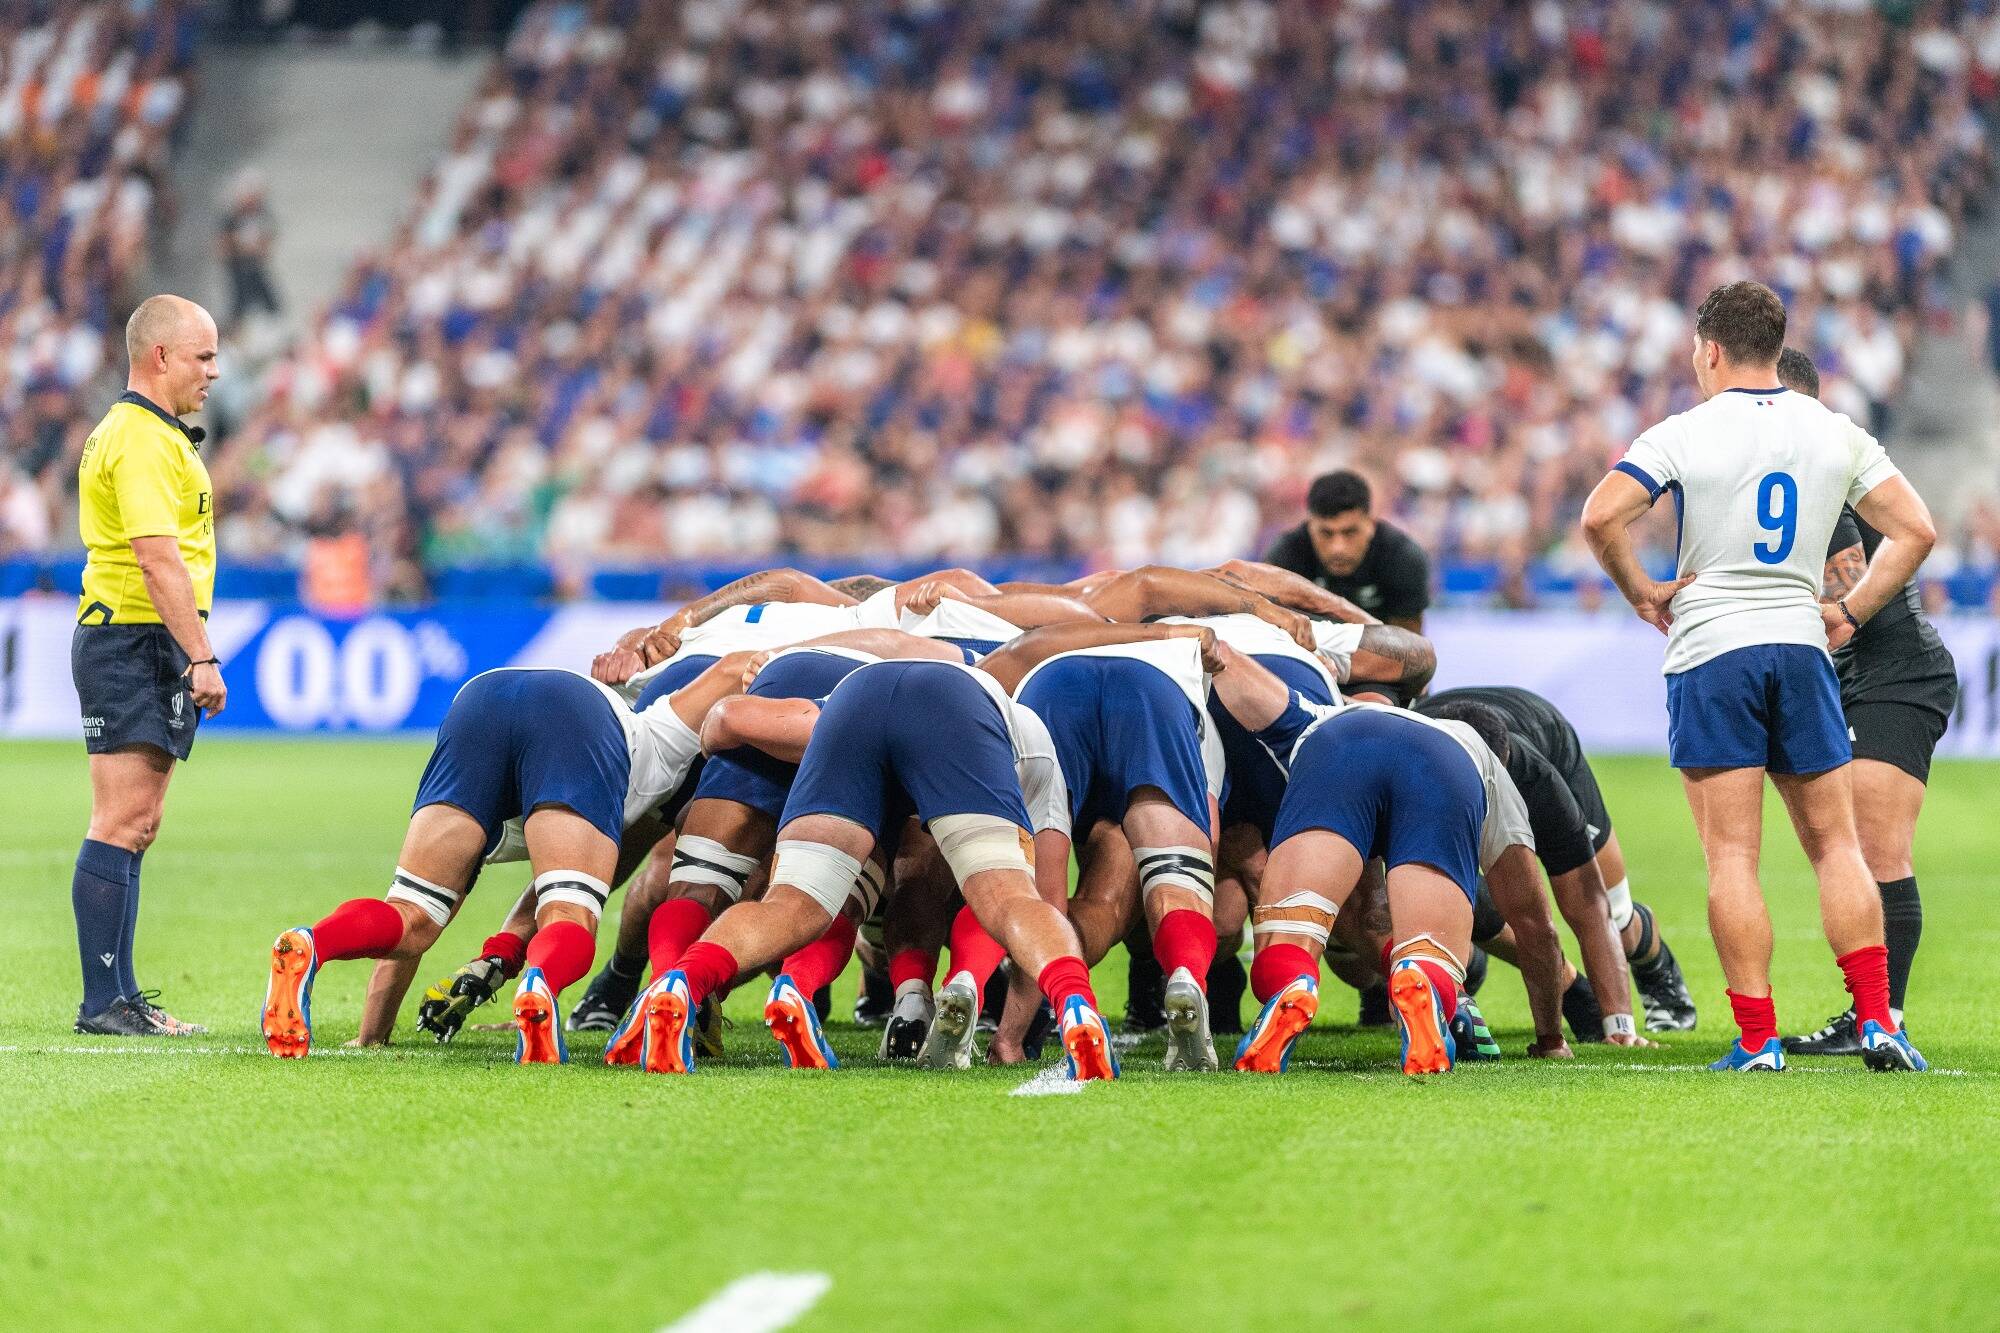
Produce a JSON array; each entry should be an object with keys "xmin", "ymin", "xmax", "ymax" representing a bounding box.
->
[{"xmin": 76, "ymin": 392, "xmax": 215, "ymax": 624}]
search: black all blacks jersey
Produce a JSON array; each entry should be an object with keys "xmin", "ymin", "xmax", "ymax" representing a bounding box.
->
[{"xmin": 1826, "ymin": 507, "xmax": 1957, "ymax": 713}]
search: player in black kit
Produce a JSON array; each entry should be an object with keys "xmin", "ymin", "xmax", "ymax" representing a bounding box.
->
[
  {"xmin": 1419, "ymin": 686, "xmax": 1698, "ymax": 1033},
  {"xmin": 1775, "ymin": 349, "xmax": 1956, "ymax": 1056}
]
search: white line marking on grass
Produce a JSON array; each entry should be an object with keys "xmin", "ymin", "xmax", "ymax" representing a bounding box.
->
[
  {"xmin": 0, "ymin": 1044, "xmax": 370, "ymax": 1057},
  {"xmin": 661, "ymin": 1272, "xmax": 831, "ymax": 1333},
  {"xmin": 1009, "ymin": 1064, "xmax": 1085, "ymax": 1096},
  {"xmin": 1580, "ymin": 1061, "xmax": 1976, "ymax": 1077}
]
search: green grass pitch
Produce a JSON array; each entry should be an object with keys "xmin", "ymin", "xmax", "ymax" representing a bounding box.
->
[{"xmin": 2, "ymin": 739, "xmax": 1998, "ymax": 1331}]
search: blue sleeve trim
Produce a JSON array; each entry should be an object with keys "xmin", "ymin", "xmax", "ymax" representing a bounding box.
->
[{"xmin": 1613, "ymin": 461, "xmax": 1663, "ymax": 502}]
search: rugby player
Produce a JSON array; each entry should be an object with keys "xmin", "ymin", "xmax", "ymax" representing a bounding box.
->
[
  {"xmin": 1210, "ymin": 668, "xmax": 1567, "ymax": 1075},
  {"xmin": 597, "ymin": 630, "xmax": 968, "ymax": 1069},
  {"xmin": 972, "ymin": 620, "xmax": 1229, "ymax": 1071},
  {"xmin": 1419, "ymin": 686, "xmax": 1695, "ymax": 1034},
  {"xmin": 1774, "ymin": 349, "xmax": 1957, "ymax": 1056},
  {"xmin": 1581, "ymin": 280, "xmax": 1934, "ymax": 1073},
  {"xmin": 258, "ymin": 655, "xmax": 752, "ymax": 1060},
  {"xmin": 563, "ymin": 570, "xmax": 1082, "ymax": 1031},
  {"xmin": 617, "ymin": 652, "xmax": 1119, "ymax": 1080}
]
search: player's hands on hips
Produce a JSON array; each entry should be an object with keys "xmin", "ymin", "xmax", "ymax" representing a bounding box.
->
[
  {"xmin": 1526, "ymin": 1034, "xmax": 1575, "ymax": 1059},
  {"xmin": 1820, "ymin": 601, "xmax": 1856, "ymax": 652},
  {"xmin": 1252, "ymin": 599, "xmax": 1316, "ymax": 650},
  {"xmin": 1628, "ymin": 575, "xmax": 1695, "ymax": 635},
  {"xmin": 188, "ymin": 661, "xmax": 226, "ymax": 717}
]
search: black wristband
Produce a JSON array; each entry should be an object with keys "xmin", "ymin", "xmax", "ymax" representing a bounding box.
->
[
  {"xmin": 188, "ymin": 657, "xmax": 222, "ymax": 669},
  {"xmin": 1836, "ymin": 600, "xmax": 1862, "ymax": 631}
]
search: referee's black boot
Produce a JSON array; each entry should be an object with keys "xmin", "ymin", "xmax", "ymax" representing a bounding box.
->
[
  {"xmin": 1782, "ymin": 1008, "xmax": 1863, "ymax": 1057},
  {"xmin": 74, "ymin": 996, "xmax": 166, "ymax": 1037}
]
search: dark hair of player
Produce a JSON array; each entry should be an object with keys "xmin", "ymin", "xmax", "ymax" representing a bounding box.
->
[
  {"xmin": 1693, "ymin": 280, "xmax": 1786, "ymax": 366},
  {"xmin": 1776, "ymin": 346, "xmax": 1820, "ymax": 399},
  {"xmin": 829, "ymin": 574, "xmax": 894, "ymax": 598},
  {"xmin": 1306, "ymin": 469, "xmax": 1372, "ymax": 520},
  {"xmin": 1421, "ymin": 697, "xmax": 1512, "ymax": 766}
]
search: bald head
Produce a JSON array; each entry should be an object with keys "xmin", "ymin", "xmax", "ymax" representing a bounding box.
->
[
  {"xmin": 125, "ymin": 295, "xmax": 219, "ymax": 416},
  {"xmin": 125, "ymin": 295, "xmax": 211, "ymax": 366}
]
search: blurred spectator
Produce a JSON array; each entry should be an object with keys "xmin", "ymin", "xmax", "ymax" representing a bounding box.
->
[
  {"xmin": 7, "ymin": 0, "xmax": 1998, "ymax": 609},
  {"xmin": 0, "ymin": 0, "xmax": 200, "ymax": 556},
  {"xmin": 218, "ymin": 167, "xmax": 280, "ymax": 329}
]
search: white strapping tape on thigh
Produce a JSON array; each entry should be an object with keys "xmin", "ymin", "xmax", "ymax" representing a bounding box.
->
[
  {"xmin": 1605, "ymin": 877, "xmax": 1634, "ymax": 931},
  {"xmin": 772, "ymin": 840, "xmax": 866, "ymax": 918},
  {"xmin": 1389, "ymin": 932, "xmax": 1466, "ymax": 983},
  {"xmin": 929, "ymin": 813, "xmax": 1033, "ymax": 883},
  {"xmin": 1251, "ymin": 889, "xmax": 1339, "ymax": 944},
  {"xmin": 534, "ymin": 868, "xmax": 611, "ymax": 920},
  {"xmin": 1133, "ymin": 845, "xmax": 1215, "ymax": 906},
  {"xmin": 388, "ymin": 866, "xmax": 461, "ymax": 928},
  {"xmin": 670, "ymin": 835, "xmax": 759, "ymax": 903}
]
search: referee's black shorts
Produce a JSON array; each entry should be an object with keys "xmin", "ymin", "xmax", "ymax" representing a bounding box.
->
[{"xmin": 72, "ymin": 622, "xmax": 201, "ymax": 761}]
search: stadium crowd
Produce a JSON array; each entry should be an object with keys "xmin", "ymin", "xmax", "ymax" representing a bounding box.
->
[
  {"xmin": 0, "ymin": 0, "xmax": 199, "ymax": 559},
  {"xmin": 5, "ymin": 0, "xmax": 2000, "ymax": 603}
]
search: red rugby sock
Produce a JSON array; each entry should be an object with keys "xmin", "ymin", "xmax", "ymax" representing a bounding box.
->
[
  {"xmin": 1151, "ymin": 909, "xmax": 1218, "ymax": 990},
  {"xmin": 781, "ymin": 913, "xmax": 858, "ymax": 995},
  {"xmin": 523, "ymin": 919, "xmax": 595, "ymax": 996},
  {"xmin": 1836, "ymin": 945, "xmax": 1894, "ymax": 1032},
  {"xmin": 946, "ymin": 906, "xmax": 1008, "ymax": 990},
  {"xmin": 1726, "ymin": 988, "xmax": 1778, "ymax": 1049},
  {"xmin": 480, "ymin": 930, "xmax": 527, "ymax": 980},
  {"xmin": 311, "ymin": 899, "xmax": 406, "ymax": 961},
  {"xmin": 889, "ymin": 947, "xmax": 937, "ymax": 991},
  {"xmin": 648, "ymin": 898, "xmax": 714, "ymax": 977},
  {"xmin": 1250, "ymin": 943, "xmax": 1317, "ymax": 1003},
  {"xmin": 1412, "ymin": 959, "xmax": 1460, "ymax": 1019},
  {"xmin": 1036, "ymin": 956, "xmax": 1096, "ymax": 1011},
  {"xmin": 677, "ymin": 941, "xmax": 739, "ymax": 1006}
]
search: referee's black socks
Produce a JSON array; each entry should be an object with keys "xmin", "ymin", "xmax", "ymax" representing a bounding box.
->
[
  {"xmin": 1878, "ymin": 877, "xmax": 1922, "ymax": 1013},
  {"xmin": 73, "ymin": 839, "xmax": 136, "ymax": 1014}
]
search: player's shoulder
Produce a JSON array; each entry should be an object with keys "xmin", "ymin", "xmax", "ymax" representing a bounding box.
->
[
  {"xmin": 1371, "ymin": 518, "xmax": 1429, "ymax": 567},
  {"xmin": 1261, "ymin": 522, "xmax": 1314, "ymax": 567}
]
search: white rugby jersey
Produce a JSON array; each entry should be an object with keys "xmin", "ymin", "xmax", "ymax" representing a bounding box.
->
[
  {"xmin": 1311, "ymin": 620, "xmax": 1364, "ymax": 682},
  {"xmin": 1279, "ymin": 700, "xmax": 1534, "ymax": 872},
  {"xmin": 1013, "ymin": 636, "xmax": 1226, "ymax": 800},
  {"xmin": 483, "ymin": 671, "xmax": 704, "ymax": 864},
  {"xmin": 1160, "ymin": 612, "xmax": 1344, "ymax": 700},
  {"xmin": 900, "ymin": 597, "xmax": 1023, "ymax": 648},
  {"xmin": 1618, "ymin": 388, "xmax": 1900, "ymax": 675},
  {"xmin": 619, "ymin": 598, "xmax": 884, "ymax": 702},
  {"xmin": 830, "ymin": 658, "xmax": 1072, "ymax": 838}
]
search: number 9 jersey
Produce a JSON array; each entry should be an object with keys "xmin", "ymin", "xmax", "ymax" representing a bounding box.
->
[{"xmin": 1615, "ymin": 386, "xmax": 1900, "ymax": 676}]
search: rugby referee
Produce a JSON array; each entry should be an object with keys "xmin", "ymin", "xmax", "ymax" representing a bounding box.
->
[{"xmin": 69, "ymin": 295, "xmax": 224, "ymax": 1037}]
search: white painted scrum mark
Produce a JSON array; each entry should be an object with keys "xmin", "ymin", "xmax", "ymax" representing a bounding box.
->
[
  {"xmin": 660, "ymin": 1272, "xmax": 832, "ymax": 1333},
  {"xmin": 1009, "ymin": 1064, "xmax": 1086, "ymax": 1097}
]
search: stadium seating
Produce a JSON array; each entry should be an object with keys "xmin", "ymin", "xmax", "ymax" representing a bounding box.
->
[
  {"xmin": 5, "ymin": 0, "xmax": 1998, "ymax": 607},
  {"xmin": 0, "ymin": 0, "xmax": 199, "ymax": 559}
]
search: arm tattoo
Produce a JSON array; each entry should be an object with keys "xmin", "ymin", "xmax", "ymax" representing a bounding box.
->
[
  {"xmin": 1822, "ymin": 544, "xmax": 1867, "ymax": 602},
  {"xmin": 1356, "ymin": 625, "xmax": 1437, "ymax": 688}
]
